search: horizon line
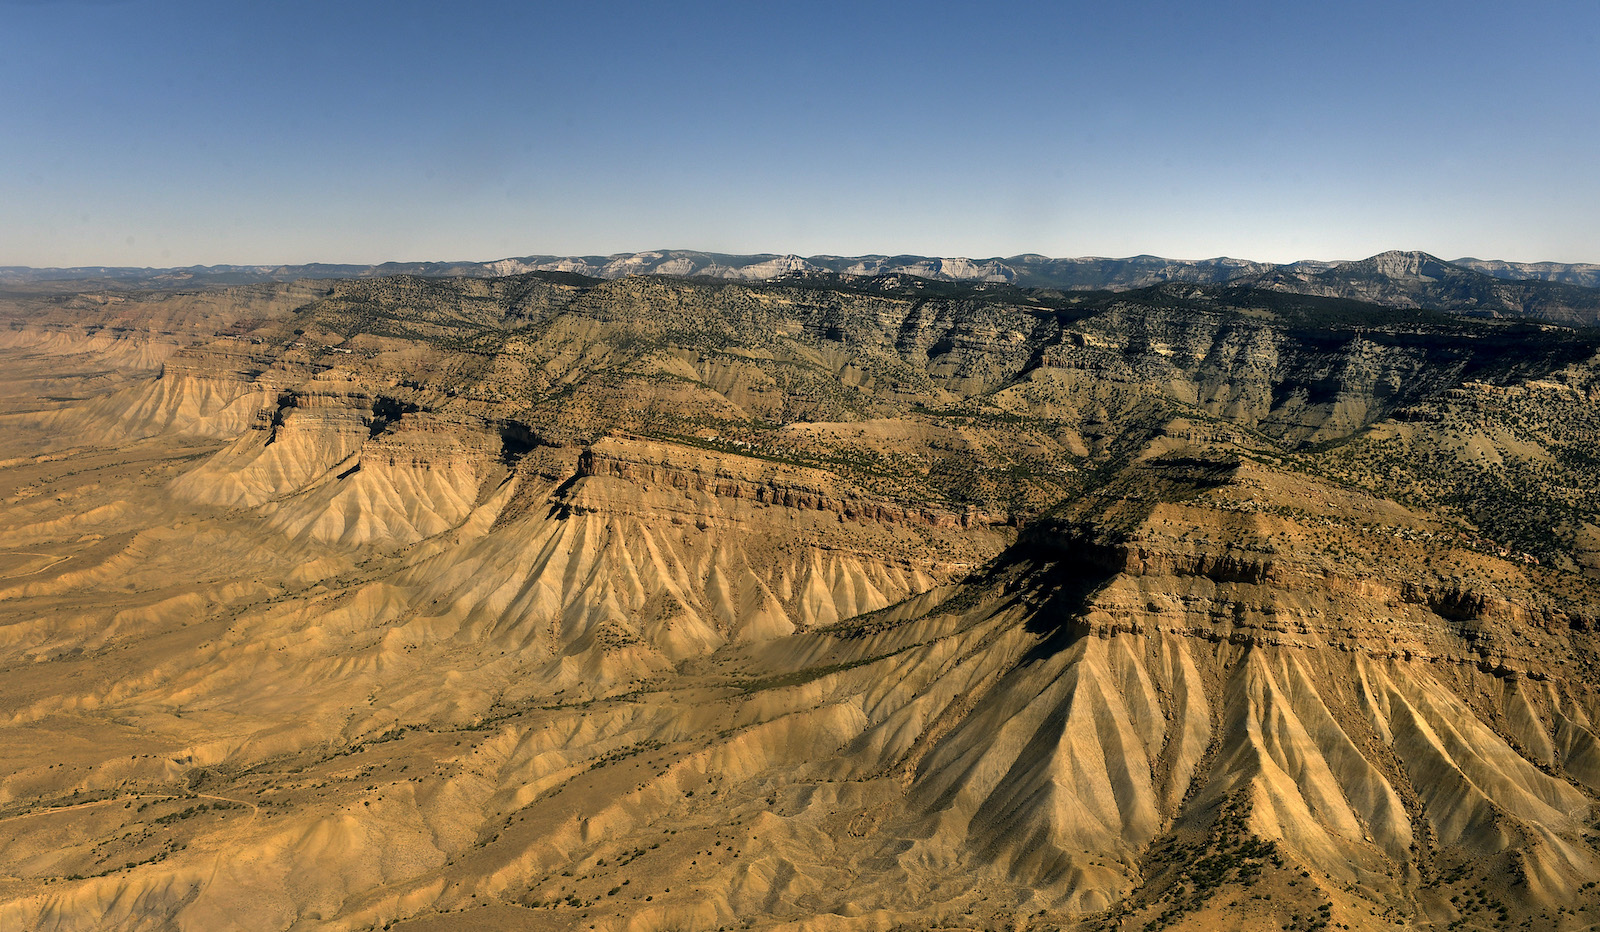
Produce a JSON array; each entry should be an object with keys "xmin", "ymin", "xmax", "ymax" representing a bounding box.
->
[{"xmin": 5, "ymin": 248, "xmax": 1597, "ymax": 275}]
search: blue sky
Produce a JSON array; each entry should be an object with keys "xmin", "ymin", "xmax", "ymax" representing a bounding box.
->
[{"xmin": 3, "ymin": 0, "xmax": 1597, "ymax": 266}]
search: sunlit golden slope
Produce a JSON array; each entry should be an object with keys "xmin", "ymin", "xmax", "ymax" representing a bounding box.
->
[{"xmin": 2, "ymin": 272, "xmax": 1599, "ymax": 932}]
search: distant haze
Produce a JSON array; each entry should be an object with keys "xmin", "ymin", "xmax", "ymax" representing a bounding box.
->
[{"xmin": 3, "ymin": 0, "xmax": 1597, "ymax": 266}]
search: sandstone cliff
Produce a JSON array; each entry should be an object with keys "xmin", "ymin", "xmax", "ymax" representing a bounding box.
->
[{"xmin": 1, "ymin": 271, "xmax": 1599, "ymax": 931}]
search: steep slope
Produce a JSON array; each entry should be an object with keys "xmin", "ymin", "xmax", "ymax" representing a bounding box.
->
[
  {"xmin": 4, "ymin": 425, "xmax": 1598, "ymax": 932},
  {"xmin": 13, "ymin": 250, "xmax": 1600, "ymax": 318},
  {"xmin": 1247, "ymin": 251, "xmax": 1600, "ymax": 325},
  {"xmin": 2, "ymin": 271, "xmax": 1600, "ymax": 932},
  {"xmin": 1455, "ymin": 258, "xmax": 1600, "ymax": 290},
  {"xmin": 0, "ymin": 282, "xmax": 325, "ymax": 455},
  {"xmin": 1308, "ymin": 360, "xmax": 1600, "ymax": 574}
]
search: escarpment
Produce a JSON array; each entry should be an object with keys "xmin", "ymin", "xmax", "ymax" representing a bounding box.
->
[
  {"xmin": 575, "ymin": 437, "xmax": 1004, "ymax": 530},
  {"xmin": 3, "ymin": 270, "xmax": 1600, "ymax": 932}
]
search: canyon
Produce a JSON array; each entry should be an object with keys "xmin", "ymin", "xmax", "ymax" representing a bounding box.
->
[{"xmin": 1, "ymin": 262, "xmax": 1599, "ymax": 931}]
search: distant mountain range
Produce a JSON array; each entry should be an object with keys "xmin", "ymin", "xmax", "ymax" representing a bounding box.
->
[
  {"xmin": 1242, "ymin": 251, "xmax": 1600, "ymax": 327},
  {"xmin": 6, "ymin": 249, "xmax": 1600, "ymax": 324}
]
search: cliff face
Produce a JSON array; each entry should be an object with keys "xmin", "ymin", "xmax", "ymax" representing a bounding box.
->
[
  {"xmin": 1455, "ymin": 257, "xmax": 1600, "ymax": 289},
  {"xmin": 575, "ymin": 438, "xmax": 1003, "ymax": 530},
  {"xmin": 1243, "ymin": 250, "xmax": 1600, "ymax": 325},
  {"xmin": 1, "ymin": 271, "xmax": 1600, "ymax": 932}
]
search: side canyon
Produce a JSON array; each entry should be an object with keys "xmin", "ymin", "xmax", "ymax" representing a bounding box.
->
[{"xmin": 1, "ymin": 269, "xmax": 1599, "ymax": 931}]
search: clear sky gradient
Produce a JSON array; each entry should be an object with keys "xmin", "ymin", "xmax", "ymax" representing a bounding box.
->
[{"xmin": 3, "ymin": 0, "xmax": 1597, "ymax": 267}]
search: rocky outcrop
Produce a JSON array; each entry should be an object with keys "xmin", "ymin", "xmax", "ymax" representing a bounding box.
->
[
  {"xmin": 1244, "ymin": 250, "xmax": 1600, "ymax": 325},
  {"xmin": 10, "ymin": 251, "xmax": 1600, "ymax": 323},
  {"xmin": 1453, "ymin": 257, "xmax": 1600, "ymax": 290},
  {"xmin": 4, "ymin": 268, "xmax": 1600, "ymax": 932},
  {"xmin": 576, "ymin": 437, "xmax": 1002, "ymax": 530}
]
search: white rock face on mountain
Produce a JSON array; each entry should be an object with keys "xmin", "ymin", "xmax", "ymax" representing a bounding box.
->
[
  {"xmin": 1362, "ymin": 249, "xmax": 1449, "ymax": 280},
  {"xmin": 833, "ymin": 256, "xmax": 1018, "ymax": 282},
  {"xmin": 10, "ymin": 252, "xmax": 1600, "ymax": 323},
  {"xmin": 4, "ymin": 268, "xmax": 1600, "ymax": 931},
  {"xmin": 713, "ymin": 254, "xmax": 822, "ymax": 279},
  {"xmin": 1454, "ymin": 257, "xmax": 1600, "ymax": 288}
]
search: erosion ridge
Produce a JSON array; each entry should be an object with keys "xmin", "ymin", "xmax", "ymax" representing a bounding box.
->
[
  {"xmin": 1, "ymin": 269, "xmax": 1599, "ymax": 931},
  {"xmin": 575, "ymin": 437, "xmax": 1005, "ymax": 531}
]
